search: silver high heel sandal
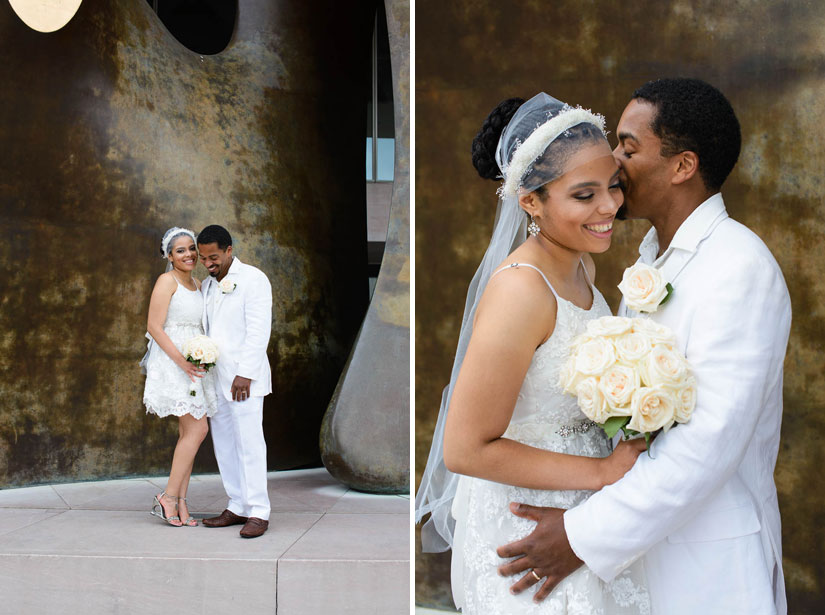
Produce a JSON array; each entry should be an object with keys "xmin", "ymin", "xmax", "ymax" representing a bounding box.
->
[
  {"xmin": 178, "ymin": 497, "xmax": 198, "ymax": 527},
  {"xmin": 151, "ymin": 491, "xmax": 182, "ymax": 526}
]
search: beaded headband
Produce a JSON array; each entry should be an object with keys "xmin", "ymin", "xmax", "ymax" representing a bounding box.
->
[
  {"xmin": 161, "ymin": 227, "xmax": 196, "ymax": 258},
  {"xmin": 500, "ymin": 107, "xmax": 606, "ymax": 198}
]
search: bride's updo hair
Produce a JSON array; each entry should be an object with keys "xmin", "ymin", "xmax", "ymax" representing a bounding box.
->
[
  {"xmin": 471, "ymin": 97, "xmax": 525, "ymax": 181},
  {"xmin": 472, "ymin": 95, "xmax": 608, "ymax": 199}
]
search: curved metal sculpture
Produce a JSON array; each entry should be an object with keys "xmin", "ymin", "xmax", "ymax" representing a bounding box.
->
[
  {"xmin": 0, "ymin": 0, "xmax": 375, "ymax": 485},
  {"xmin": 320, "ymin": 0, "xmax": 410, "ymax": 494}
]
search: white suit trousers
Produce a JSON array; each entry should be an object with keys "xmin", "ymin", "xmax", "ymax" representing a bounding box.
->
[{"xmin": 210, "ymin": 395, "xmax": 270, "ymax": 520}]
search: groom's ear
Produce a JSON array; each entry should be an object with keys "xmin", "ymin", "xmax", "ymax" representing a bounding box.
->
[{"xmin": 671, "ymin": 151, "xmax": 699, "ymax": 185}]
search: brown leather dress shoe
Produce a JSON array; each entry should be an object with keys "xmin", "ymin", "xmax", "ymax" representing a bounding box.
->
[
  {"xmin": 202, "ymin": 509, "xmax": 248, "ymax": 528},
  {"xmin": 239, "ymin": 517, "xmax": 269, "ymax": 538}
]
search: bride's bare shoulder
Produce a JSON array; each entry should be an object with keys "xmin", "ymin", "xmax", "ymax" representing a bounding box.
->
[
  {"xmin": 476, "ymin": 263, "xmax": 557, "ymax": 334},
  {"xmin": 154, "ymin": 271, "xmax": 177, "ymax": 289}
]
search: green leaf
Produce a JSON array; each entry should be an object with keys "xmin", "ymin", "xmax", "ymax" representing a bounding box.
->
[
  {"xmin": 659, "ymin": 282, "xmax": 674, "ymax": 306},
  {"xmin": 645, "ymin": 432, "xmax": 654, "ymax": 457},
  {"xmin": 601, "ymin": 416, "xmax": 630, "ymax": 439}
]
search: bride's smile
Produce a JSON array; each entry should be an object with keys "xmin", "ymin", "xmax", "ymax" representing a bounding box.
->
[{"xmin": 583, "ymin": 221, "xmax": 613, "ymax": 237}]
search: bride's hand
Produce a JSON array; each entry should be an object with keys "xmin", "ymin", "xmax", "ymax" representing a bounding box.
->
[
  {"xmin": 179, "ymin": 360, "xmax": 206, "ymax": 382},
  {"xmin": 599, "ymin": 438, "xmax": 647, "ymax": 487}
]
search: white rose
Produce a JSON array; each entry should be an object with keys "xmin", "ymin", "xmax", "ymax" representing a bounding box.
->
[
  {"xmin": 618, "ymin": 263, "xmax": 670, "ymax": 313},
  {"xmin": 202, "ymin": 349, "xmax": 217, "ymax": 365},
  {"xmin": 674, "ymin": 376, "xmax": 697, "ymax": 423},
  {"xmin": 575, "ymin": 378, "xmax": 612, "ymax": 424},
  {"xmin": 586, "ymin": 316, "xmax": 634, "ymax": 337},
  {"xmin": 569, "ymin": 334, "xmax": 595, "ymax": 358},
  {"xmin": 640, "ymin": 344, "xmax": 688, "ymax": 387},
  {"xmin": 598, "ymin": 364, "xmax": 639, "ymax": 410},
  {"xmin": 218, "ymin": 278, "xmax": 236, "ymax": 294},
  {"xmin": 558, "ymin": 357, "xmax": 584, "ymax": 395},
  {"xmin": 627, "ymin": 385, "xmax": 677, "ymax": 433},
  {"xmin": 631, "ymin": 317, "xmax": 678, "ymax": 348},
  {"xmin": 191, "ymin": 346, "xmax": 205, "ymax": 361},
  {"xmin": 613, "ymin": 331, "xmax": 652, "ymax": 364},
  {"xmin": 573, "ymin": 337, "xmax": 617, "ymax": 377}
]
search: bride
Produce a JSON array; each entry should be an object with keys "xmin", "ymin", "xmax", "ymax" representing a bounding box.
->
[
  {"xmin": 415, "ymin": 93, "xmax": 650, "ymax": 613},
  {"xmin": 141, "ymin": 227, "xmax": 218, "ymax": 527}
]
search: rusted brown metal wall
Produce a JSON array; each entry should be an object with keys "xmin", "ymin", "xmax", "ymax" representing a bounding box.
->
[
  {"xmin": 0, "ymin": 0, "xmax": 375, "ymax": 485},
  {"xmin": 415, "ymin": 1, "xmax": 825, "ymax": 611}
]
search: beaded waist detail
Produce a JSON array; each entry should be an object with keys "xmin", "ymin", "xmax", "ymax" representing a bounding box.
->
[
  {"xmin": 504, "ymin": 419, "xmax": 598, "ymax": 442},
  {"xmin": 164, "ymin": 321, "xmax": 202, "ymax": 328}
]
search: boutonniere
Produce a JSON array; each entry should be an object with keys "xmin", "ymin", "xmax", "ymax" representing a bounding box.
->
[
  {"xmin": 218, "ymin": 278, "xmax": 237, "ymax": 294},
  {"xmin": 618, "ymin": 263, "xmax": 673, "ymax": 313}
]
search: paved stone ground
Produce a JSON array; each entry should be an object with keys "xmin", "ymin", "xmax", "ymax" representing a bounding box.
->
[{"xmin": 0, "ymin": 468, "xmax": 409, "ymax": 614}]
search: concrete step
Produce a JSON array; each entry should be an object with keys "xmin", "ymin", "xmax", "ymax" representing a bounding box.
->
[{"xmin": 0, "ymin": 468, "xmax": 409, "ymax": 614}]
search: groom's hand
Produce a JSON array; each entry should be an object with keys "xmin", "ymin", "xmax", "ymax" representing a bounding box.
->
[
  {"xmin": 497, "ymin": 503, "xmax": 583, "ymax": 602},
  {"xmin": 231, "ymin": 376, "xmax": 252, "ymax": 401}
]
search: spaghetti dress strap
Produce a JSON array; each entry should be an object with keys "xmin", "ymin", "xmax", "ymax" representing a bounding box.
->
[
  {"xmin": 579, "ymin": 257, "xmax": 594, "ymax": 288},
  {"xmin": 172, "ymin": 274, "xmax": 197, "ymax": 292},
  {"xmin": 491, "ymin": 262, "xmax": 560, "ymax": 298}
]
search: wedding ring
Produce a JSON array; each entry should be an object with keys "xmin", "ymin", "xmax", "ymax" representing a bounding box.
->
[{"xmin": 531, "ymin": 570, "xmax": 541, "ymax": 582}]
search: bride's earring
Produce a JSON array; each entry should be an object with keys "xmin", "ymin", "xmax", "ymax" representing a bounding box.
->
[{"xmin": 527, "ymin": 215, "xmax": 540, "ymax": 237}]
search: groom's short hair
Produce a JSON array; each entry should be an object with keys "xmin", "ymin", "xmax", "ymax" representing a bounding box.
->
[
  {"xmin": 632, "ymin": 78, "xmax": 740, "ymax": 193},
  {"xmin": 197, "ymin": 225, "xmax": 233, "ymax": 250}
]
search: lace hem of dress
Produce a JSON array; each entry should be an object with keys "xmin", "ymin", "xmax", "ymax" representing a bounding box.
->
[{"xmin": 144, "ymin": 398, "xmax": 214, "ymax": 420}]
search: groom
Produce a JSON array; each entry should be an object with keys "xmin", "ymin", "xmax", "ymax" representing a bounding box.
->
[
  {"xmin": 197, "ymin": 225, "xmax": 273, "ymax": 538},
  {"xmin": 497, "ymin": 79, "xmax": 791, "ymax": 613}
]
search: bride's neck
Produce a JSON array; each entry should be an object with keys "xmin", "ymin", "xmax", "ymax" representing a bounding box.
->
[
  {"xmin": 171, "ymin": 268, "xmax": 193, "ymax": 283},
  {"xmin": 530, "ymin": 234, "xmax": 583, "ymax": 281}
]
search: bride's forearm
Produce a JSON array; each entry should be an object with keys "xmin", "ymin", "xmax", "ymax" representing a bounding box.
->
[
  {"xmin": 444, "ymin": 436, "xmax": 606, "ymax": 492},
  {"xmin": 147, "ymin": 323, "xmax": 186, "ymax": 368}
]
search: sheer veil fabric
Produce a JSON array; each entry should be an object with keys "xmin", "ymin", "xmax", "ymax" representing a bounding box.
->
[{"xmin": 415, "ymin": 93, "xmax": 608, "ymax": 551}]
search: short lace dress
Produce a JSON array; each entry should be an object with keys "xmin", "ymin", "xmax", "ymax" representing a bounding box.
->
[
  {"xmin": 452, "ymin": 263, "xmax": 650, "ymax": 615},
  {"xmin": 142, "ymin": 278, "xmax": 217, "ymax": 419}
]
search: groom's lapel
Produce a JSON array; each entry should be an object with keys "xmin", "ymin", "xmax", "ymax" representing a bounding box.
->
[
  {"xmin": 658, "ymin": 207, "xmax": 729, "ymax": 286},
  {"xmin": 213, "ymin": 257, "xmax": 242, "ymax": 320},
  {"xmin": 658, "ymin": 250, "xmax": 692, "ymax": 288},
  {"xmin": 201, "ymin": 276, "xmax": 212, "ymax": 332},
  {"xmin": 213, "ymin": 280, "xmax": 228, "ymax": 318},
  {"xmin": 646, "ymin": 195, "xmax": 729, "ymax": 288}
]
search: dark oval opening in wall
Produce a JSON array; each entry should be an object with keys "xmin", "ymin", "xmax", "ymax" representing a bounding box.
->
[{"xmin": 146, "ymin": 0, "xmax": 237, "ymax": 55}]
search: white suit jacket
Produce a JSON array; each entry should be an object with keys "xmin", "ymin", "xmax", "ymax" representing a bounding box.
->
[
  {"xmin": 201, "ymin": 257, "xmax": 273, "ymax": 402},
  {"xmin": 565, "ymin": 194, "xmax": 791, "ymax": 614}
]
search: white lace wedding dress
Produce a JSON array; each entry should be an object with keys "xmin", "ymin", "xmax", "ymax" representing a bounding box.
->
[
  {"xmin": 452, "ymin": 263, "xmax": 650, "ymax": 615},
  {"xmin": 142, "ymin": 279, "xmax": 217, "ymax": 419}
]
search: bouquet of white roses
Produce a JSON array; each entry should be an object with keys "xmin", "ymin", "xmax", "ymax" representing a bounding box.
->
[
  {"xmin": 559, "ymin": 316, "xmax": 696, "ymax": 445},
  {"xmin": 182, "ymin": 335, "xmax": 219, "ymax": 396}
]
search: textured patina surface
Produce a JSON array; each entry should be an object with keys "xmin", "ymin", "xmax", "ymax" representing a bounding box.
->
[
  {"xmin": 0, "ymin": 1, "xmax": 374, "ymax": 484},
  {"xmin": 415, "ymin": 1, "xmax": 825, "ymax": 611},
  {"xmin": 321, "ymin": 0, "xmax": 410, "ymax": 494}
]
